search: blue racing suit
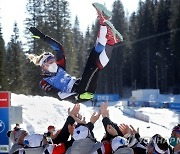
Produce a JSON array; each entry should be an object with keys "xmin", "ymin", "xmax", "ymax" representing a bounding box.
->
[{"xmin": 39, "ymin": 36, "xmax": 77, "ymax": 98}]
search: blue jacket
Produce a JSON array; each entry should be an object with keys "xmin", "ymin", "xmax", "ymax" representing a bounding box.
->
[
  {"xmin": 44, "ymin": 67, "xmax": 72, "ymax": 92},
  {"xmin": 40, "ymin": 36, "xmax": 75, "ymax": 94}
]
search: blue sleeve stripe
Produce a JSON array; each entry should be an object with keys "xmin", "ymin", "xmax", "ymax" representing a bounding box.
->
[
  {"xmin": 49, "ymin": 42, "xmax": 61, "ymax": 51},
  {"xmin": 95, "ymin": 43, "xmax": 105, "ymax": 53}
]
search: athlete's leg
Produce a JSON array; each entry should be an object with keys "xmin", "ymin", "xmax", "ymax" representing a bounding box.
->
[
  {"xmin": 91, "ymin": 3, "xmax": 123, "ymax": 69},
  {"xmin": 74, "ymin": 3, "xmax": 111, "ymax": 96},
  {"xmin": 74, "ymin": 25, "xmax": 109, "ymax": 95},
  {"xmin": 92, "ymin": 2, "xmax": 112, "ymax": 25},
  {"xmin": 96, "ymin": 21, "xmax": 123, "ymax": 69},
  {"xmin": 74, "ymin": 4, "xmax": 123, "ymax": 99},
  {"xmin": 74, "ymin": 47, "xmax": 99, "ymax": 96}
]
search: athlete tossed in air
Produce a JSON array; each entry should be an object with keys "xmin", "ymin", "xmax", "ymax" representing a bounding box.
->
[{"xmin": 27, "ymin": 2, "xmax": 123, "ymax": 102}]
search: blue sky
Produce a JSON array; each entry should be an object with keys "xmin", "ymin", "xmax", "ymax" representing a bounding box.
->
[{"xmin": 0, "ymin": 0, "xmax": 141, "ymax": 45}]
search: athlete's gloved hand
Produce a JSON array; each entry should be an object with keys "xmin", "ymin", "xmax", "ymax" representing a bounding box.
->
[
  {"xmin": 40, "ymin": 80, "xmax": 52, "ymax": 91},
  {"xmin": 29, "ymin": 27, "xmax": 46, "ymax": 39}
]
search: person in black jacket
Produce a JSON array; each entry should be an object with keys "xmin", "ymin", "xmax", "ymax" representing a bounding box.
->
[
  {"xmin": 66, "ymin": 105, "xmax": 102, "ymax": 154},
  {"xmin": 46, "ymin": 104, "xmax": 80, "ymax": 150},
  {"xmin": 169, "ymin": 124, "xmax": 180, "ymax": 153}
]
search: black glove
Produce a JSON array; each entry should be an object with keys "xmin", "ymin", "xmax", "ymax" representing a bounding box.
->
[
  {"xmin": 29, "ymin": 27, "xmax": 45, "ymax": 39},
  {"xmin": 40, "ymin": 80, "xmax": 52, "ymax": 91}
]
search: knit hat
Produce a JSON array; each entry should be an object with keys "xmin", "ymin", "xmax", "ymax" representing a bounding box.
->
[
  {"xmin": 111, "ymin": 136, "xmax": 128, "ymax": 152},
  {"xmin": 9, "ymin": 128, "xmax": 26, "ymax": 144}
]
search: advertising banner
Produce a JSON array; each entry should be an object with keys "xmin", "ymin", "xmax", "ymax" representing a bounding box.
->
[
  {"xmin": 0, "ymin": 92, "xmax": 10, "ymax": 153},
  {"xmin": 94, "ymin": 94, "xmax": 119, "ymax": 102},
  {"xmin": 0, "ymin": 92, "xmax": 9, "ymax": 107}
]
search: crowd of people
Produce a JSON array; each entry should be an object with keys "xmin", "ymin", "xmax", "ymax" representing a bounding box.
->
[{"xmin": 7, "ymin": 102, "xmax": 180, "ymax": 154}]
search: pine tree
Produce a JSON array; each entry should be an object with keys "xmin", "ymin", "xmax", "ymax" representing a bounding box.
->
[
  {"xmin": 169, "ymin": 0, "xmax": 180, "ymax": 93},
  {"xmin": 138, "ymin": 0, "xmax": 158, "ymax": 89},
  {"xmin": 128, "ymin": 12, "xmax": 139, "ymax": 90},
  {"xmin": 155, "ymin": 0, "xmax": 171, "ymax": 92},
  {"xmin": 0, "ymin": 23, "xmax": 6, "ymax": 90},
  {"xmin": 128, "ymin": 0, "xmax": 165, "ymax": 91},
  {"xmin": 24, "ymin": 0, "xmax": 46, "ymax": 95},
  {"xmin": 58, "ymin": 0, "xmax": 78, "ymax": 76},
  {"xmin": 72, "ymin": 16, "xmax": 85, "ymax": 77},
  {"xmin": 5, "ymin": 23, "xmax": 24, "ymax": 93}
]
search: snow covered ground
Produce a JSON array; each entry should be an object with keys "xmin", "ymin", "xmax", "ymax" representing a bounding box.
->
[{"xmin": 11, "ymin": 93, "xmax": 179, "ymax": 142}]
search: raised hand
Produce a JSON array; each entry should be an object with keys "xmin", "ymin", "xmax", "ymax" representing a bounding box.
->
[
  {"xmin": 119, "ymin": 123, "xmax": 131, "ymax": 136},
  {"xmin": 119, "ymin": 124, "xmax": 139, "ymax": 138},
  {"xmin": 73, "ymin": 114, "xmax": 86, "ymax": 124},
  {"xmin": 129, "ymin": 125, "xmax": 139, "ymax": 134},
  {"xmin": 107, "ymin": 124, "xmax": 118, "ymax": 136},
  {"xmin": 90, "ymin": 111, "xmax": 101, "ymax": 124},
  {"xmin": 100, "ymin": 102, "xmax": 109, "ymax": 118},
  {"xmin": 68, "ymin": 104, "xmax": 80, "ymax": 118}
]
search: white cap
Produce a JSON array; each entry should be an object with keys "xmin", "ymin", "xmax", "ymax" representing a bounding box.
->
[
  {"xmin": 39, "ymin": 52, "xmax": 54, "ymax": 66},
  {"xmin": 153, "ymin": 139, "xmax": 166, "ymax": 154},
  {"xmin": 111, "ymin": 136, "xmax": 128, "ymax": 152},
  {"xmin": 72, "ymin": 125, "xmax": 89, "ymax": 140}
]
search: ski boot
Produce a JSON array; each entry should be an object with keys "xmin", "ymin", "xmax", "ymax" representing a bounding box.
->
[
  {"xmin": 105, "ymin": 20, "xmax": 123, "ymax": 45},
  {"xmin": 79, "ymin": 92, "xmax": 94, "ymax": 100},
  {"xmin": 92, "ymin": 2, "xmax": 112, "ymax": 25}
]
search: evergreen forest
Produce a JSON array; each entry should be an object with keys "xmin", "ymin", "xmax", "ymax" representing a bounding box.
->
[{"xmin": 0, "ymin": 0, "xmax": 180, "ymax": 97}]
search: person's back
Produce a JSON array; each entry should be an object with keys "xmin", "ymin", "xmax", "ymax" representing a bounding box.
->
[
  {"xmin": 114, "ymin": 147, "xmax": 134, "ymax": 154},
  {"xmin": 21, "ymin": 146, "xmax": 46, "ymax": 154},
  {"xmin": 66, "ymin": 138, "xmax": 102, "ymax": 154},
  {"xmin": 9, "ymin": 144, "xmax": 24, "ymax": 154}
]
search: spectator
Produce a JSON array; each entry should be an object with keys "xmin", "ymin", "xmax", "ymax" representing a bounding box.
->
[
  {"xmin": 8, "ymin": 127, "xmax": 25, "ymax": 154},
  {"xmin": 119, "ymin": 123, "xmax": 147, "ymax": 154},
  {"xmin": 66, "ymin": 106, "xmax": 102, "ymax": 154},
  {"xmin": 8, "ymin": 104, "xmax": 80, "ymax": 154},
  {"xmin": 147, "ymin": 134, "xmax": 169, "ymax": 154},
  {"xmin": 46, "ymin": 125, "xmax": 61, "ymax": 143},
  {"xmin": 169, "ymin": 124, "xmax": 180, "ymax": 153},
  {"xmin": 100, "ymin": 102, "xmax": 134, "ymax": 154},
  {"xmin": 101, "ymin": 102, "xmax": 124, "ymax": 139},
  {"xmin": 8, "ymin": 127, "xmax": 48, "ymax": 154},
  {"xmin": 48, "ymin": 104, "xmax": 80, "ymax": 146}
]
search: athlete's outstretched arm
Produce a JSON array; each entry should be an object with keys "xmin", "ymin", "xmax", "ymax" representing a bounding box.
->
[
  {"xmin": 29, "ymin": 27, "xmax": 66, "ymax": 69},
  {"xmin": 44, "ymin": 35, "xmax": 66, "ymax": 69}
]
